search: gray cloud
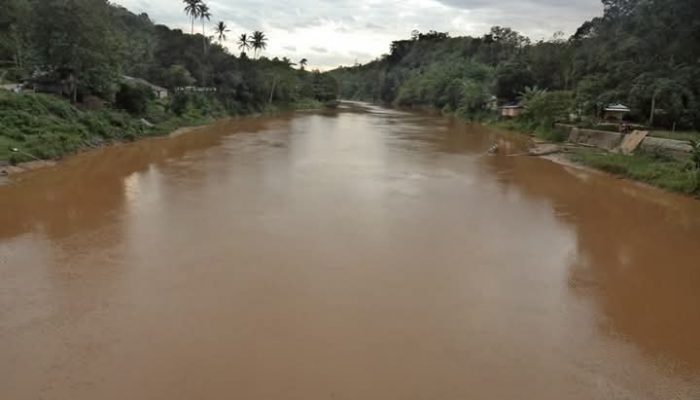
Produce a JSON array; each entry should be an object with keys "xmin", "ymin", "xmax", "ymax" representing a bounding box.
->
[{"xmin": 113, "ymin": 0, "xmax": 603, "ymax": 69}]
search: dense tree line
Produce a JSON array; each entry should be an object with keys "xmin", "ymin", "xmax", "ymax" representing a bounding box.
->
[
  {"xmin": 0, "ymin": 0, "xmax": 338, "ymax": 114},
  {"xmin": 0, "ymin": 0, "xmax": 338, "ymax": 163},
  {"xmin": 329, "ymin": 0, "xmax": 700, "ymax": 130}
]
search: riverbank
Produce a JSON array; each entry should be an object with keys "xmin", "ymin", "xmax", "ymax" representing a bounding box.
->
[
  {"xmin": 524, "ymin": 139, "xmax": 700, "ymax": 197},
  {"xmin": 0, "ymin": 91, "xmax": 325, "ymax": 178}
]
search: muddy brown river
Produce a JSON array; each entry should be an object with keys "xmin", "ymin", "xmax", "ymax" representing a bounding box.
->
[{"xmin": 1, "ymin": 103, "xmax": 700, "ymax": 399}]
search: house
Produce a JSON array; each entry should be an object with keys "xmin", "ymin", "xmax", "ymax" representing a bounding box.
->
[
  {"xmin": 175, "ymin": 86, "xmax": 217, "ymax": 93},
  {"xmin": 603, "ymin": 104, "xmax": 631, "ymax": 121},
  {"xmin": 500, "ymin": 104, "xmax": 524, "ymax": 118},
  {"xmin": 122, "ymin": 75, "xmax": 169, "ymax": 99},
  {"xmin": 0, "ymin": 83, "xmax": 23, "ymax": 93}
]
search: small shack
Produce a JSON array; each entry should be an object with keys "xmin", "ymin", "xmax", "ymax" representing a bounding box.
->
[
  {"xmin": 500, "ymin": 104, "xmax": 524, "ymax": 118},
  {"xmin": 0, "ymin": 83, "xmax": 23, "ymax": 93},
  {"xmin": 603, "ymin": 104, "xmax": 630, "ymax": 121}
]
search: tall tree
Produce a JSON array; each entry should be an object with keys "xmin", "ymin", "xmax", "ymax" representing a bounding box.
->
[
  {"xmin": 251, "ymin": 31, "xmax": 267, "ymax": 59},
  {"xmin": 299, "ymin": 58, "xmax": 308, "ymax": 71},
  {"xmin": 215, "ymin": 21, "xmax": 229, "ymax": 43},
  {"xmin": 31, "ymin": 0, "xmax": 122, "ymax": 101},
  {"xmin": 196, "ymin": 2, "xmax": 211, "ymax": 38},
  {"xmin": 237, "ymin": 33, "xmax": 251, "ymax": 56},
  {"xmin": 182, "ymin": 0, "xmax": 200, "ymax": 35},
  {"xmin": 196, "ymin": 1, "xmax": 211, "ymax": 53}
]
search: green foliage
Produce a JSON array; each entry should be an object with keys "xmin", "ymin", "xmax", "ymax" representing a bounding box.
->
[
  {"xmin": 115, "ymin": 83, "xmax": 155, "ymax": 115},
  {"xmin": 160, "ymin": 65, "xmax": 196, "ymax": 90},
  {"xmin": 689, "ymin": 140, "xmax": 700, "ymax": 170},
  {"xmin": 521, "ymin": 91, "xmax": 574, "ymax": 129},
  {"xmin": 31, "ymin": 0, "xmax": 123, "ymax": 99},
  {"xmin": 330, "ymin": 0, "xmax": 700, "ymax": 131},
  {"xmin": 309, "ymin": 72, "xmax": 339, "ymax": 102},
  {"xmin": 0, "ymin": 90, "xmax": 228, "ymax": 162},
  {"xmin": 393, "ymin": 58, "xmax": 493, "ymax": 112},
  {"xmin": 495, "ymin": 61, "xmax": 534, "ymax": 102}
]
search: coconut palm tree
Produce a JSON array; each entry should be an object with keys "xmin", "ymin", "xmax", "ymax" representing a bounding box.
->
[
  {"xmin": 299, "ymin": 58, "xmax": 308, "ymax": 71},
  {"xmin": 251, "ymin": 31, "xmax": 267, "ymax": 59},
  {"xmin": 183, "ymin": 0, "xmax": 201, "ymax": 34},
  {"xmin": 197, "ymin": 2, "xmax": 211, "ymax": 37},
  {"xmin": 215, "ymin": 21, "xmax": 229, "ymax": 43},
  {"xmin": 238, "ymin": 33, "xmax": 251, "ymax": 56},
  {"xmin": 196, "ymin": 2, "xmax": 211, "ymax": 54}
]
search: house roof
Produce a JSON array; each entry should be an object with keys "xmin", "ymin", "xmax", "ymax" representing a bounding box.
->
[
  {"xmin": 0, "ymin": 83, "xmax": 22, "ymax": 90},
  {"xmin": 604, "ymin": 103, "xmax": 631, "ymax": 112},
  {"xmin": 122, "ymin": 75, "xmax": 167, "ymax": 92}
]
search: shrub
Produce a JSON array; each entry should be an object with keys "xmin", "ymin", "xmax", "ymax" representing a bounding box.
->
[
  {"xmin": 170, "ymin": 92, "xmax": 190, "ymax": 116},
  {"xmin": 115, "ymin": 83, "xmax": 155, "ymax": 115},
  {"xmin": 521, "ymin": 91, "xmax": 574, "ymax": 130}
]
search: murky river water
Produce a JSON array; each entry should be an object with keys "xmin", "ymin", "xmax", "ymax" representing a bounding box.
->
[{"xmin": 1, "ymin": 103, "xmax": 700, "ymax": 399}]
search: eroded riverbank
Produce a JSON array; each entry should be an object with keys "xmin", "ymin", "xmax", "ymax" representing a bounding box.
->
[{"xmin": 1, "ymin": 103, "xmax": 700, "ymax": 399}]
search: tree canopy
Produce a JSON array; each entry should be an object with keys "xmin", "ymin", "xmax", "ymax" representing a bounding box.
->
[
  {"xmin": 329, "ymin": 0, "xmax": 700, "ymax": 129},
  {"xmin": 0, "ymin": 0, "xmax": 336, "ymax": 112}
]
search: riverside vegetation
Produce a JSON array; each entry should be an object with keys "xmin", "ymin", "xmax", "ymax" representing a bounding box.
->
[
  {"xmin": 0, "ymin": 0, "xmax": 339, "ymax": 164},
  {"xmin": 328, "ymin": 0, "xmax": 700, "ymax": 195}
]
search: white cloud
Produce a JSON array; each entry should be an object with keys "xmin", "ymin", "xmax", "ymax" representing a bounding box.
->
[{"xmin": 112, "ymin": 0, "xmax": 603, "ymax": 70}]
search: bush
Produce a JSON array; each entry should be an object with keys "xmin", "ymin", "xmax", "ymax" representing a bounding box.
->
[
  {"xmin": 169, "ymin": 92, "xmax": 190, "ymax": 116},
  {"xmin": 0, "ymin": 91, "xmax": 149, "ymax": 161},
  {"xmin": 521, "ymin": 91, "xmax": 574, "ymax": 130},
  {"xmin": 115, "ymin": 83, "xmax": 155, "ymax": 115}
]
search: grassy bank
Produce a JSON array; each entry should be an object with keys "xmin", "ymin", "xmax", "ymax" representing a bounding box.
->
[
  {"xmin": 0, "ymin": 92, "xmax": 327, "ymax": 164},
  {"xmin": 570, "ymin": 148, "xmax": 699, "ymax": 195},
  {"xmin": 0, "ymin": 91, "xmax": 221, "ymax": 163},
  {"xmin": 490, "ymin": 118, "xmax": 570, "ymax": 143}
]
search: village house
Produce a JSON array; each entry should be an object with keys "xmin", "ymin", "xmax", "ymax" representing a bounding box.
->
[
  {"xmin": 500, "ymin": 104, "xmax": 524, "ymax": 118},
  {"xmin": 0, "ymin": 83, "xmax": 23, "ymax": 93},
  {"xmin": 603, "ymin": 103, "xmax": 631, "ymax": 121}
]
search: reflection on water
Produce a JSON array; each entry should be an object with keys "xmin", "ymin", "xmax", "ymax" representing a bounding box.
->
[
  {"xmin": 485, "ymin": 154, "xmax": 700, "ymax": 371},
  {"xmin": 1, "ymin": 103, "xmax": 699, "ymax": 399}
]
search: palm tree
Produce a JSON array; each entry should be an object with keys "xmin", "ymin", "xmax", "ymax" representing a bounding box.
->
[
  {"xmin": 183, "ymin": 0, "xmax": 201, "ymax": 34},
  {"xmin": 196, "ymin": 2, "xmax": 211, "ymax": 54},
  {"xmin": 299, "ymin": 58, "xmax": 308, "ymax": 71},
  {"xmin": 238, "ymin": 33, "xmax": 251, "ymax": 56},
  {"xmin": 197, "ymin": 2, "xmax": 211, "ymax": 37},
  {"xmin": 215, "ymin": 21, "xmax": 229, "ymax": 43},
  {"xmin": 517, "ymin": 86, "xmax": 546, "ymax": 105},
  {"xmin": 251, "ymin": 31, "xmax": 267, "ymax": 59}
]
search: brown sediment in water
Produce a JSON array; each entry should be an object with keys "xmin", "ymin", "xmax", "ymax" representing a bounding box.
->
[{"xmin": 1, "ymin": 103, "xmax": 699, "ymax": 399}]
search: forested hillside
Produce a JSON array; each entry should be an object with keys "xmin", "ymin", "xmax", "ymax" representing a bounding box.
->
[
  {"xmin": 329, "ymin": 0, "xmax": 700, "ymax": 130},
  {"xmin": 0, "ymin": 0, "xmax": 338, "ymax": 162}
]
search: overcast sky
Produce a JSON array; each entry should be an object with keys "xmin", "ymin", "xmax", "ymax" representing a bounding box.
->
[{"xmin": 112, "ymin": 0, "xmax": 603, "ymax": 70}]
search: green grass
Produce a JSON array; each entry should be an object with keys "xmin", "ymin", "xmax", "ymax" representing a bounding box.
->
[
  {"xmin": 0, "ymin": 135, "xmax": 21, "ymax": 162},
  {"xmin": 0, "ymin": 91, "xmax": 226, "ymax": 164},
  {"xmin": 0, "ymin": 91, "xmax": 329, "ymax": 164},
  {"xmin": 490, "ymin": 119, "xmax": 569, "ymax": 143},
  {"xmin": 570, "ymin": 149, "xmax": 699, "ymax": 195},
  {"xmin": 649, "ymin": 130, "xmax": 700, "ymax": 142}
]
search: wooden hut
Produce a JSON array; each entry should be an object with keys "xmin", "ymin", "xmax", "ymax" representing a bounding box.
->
[
  {"xmin": 603, "ymin": 104, "xmax": 631, "ymax": 121},
  {"xmin": 500, "ymin": 105, "xmax": 524, "ymax": 118}
]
